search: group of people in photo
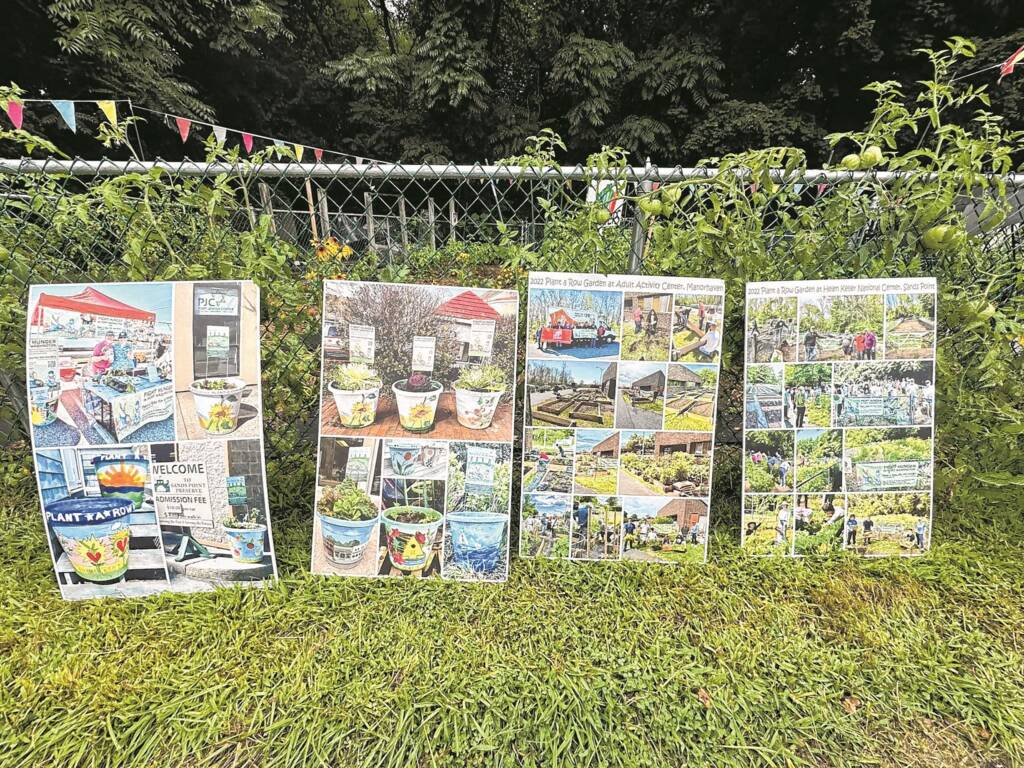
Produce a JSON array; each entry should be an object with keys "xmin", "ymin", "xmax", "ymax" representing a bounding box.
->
[
  {"xmin": 749, "ymin": 450, "xmax": 792, "ymax": 487},
  {"xmin": 803, "ymin": 328, "xmax": 878, "ymax": 361},
  {"xmin": 833, "ymin": 377, "xmax": 933, "ymax": 422}
]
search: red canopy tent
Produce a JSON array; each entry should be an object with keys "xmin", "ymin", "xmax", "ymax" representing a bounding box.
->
[{"xmin": 31, "ymin": 287, "xmax": 156, "ymax": 325}]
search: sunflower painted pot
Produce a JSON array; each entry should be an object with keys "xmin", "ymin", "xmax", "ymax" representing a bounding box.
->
[
  {"xmin": 328, "ymin": 381, "xmax": 381, "ymax": 428},
  {"xmin": 45, "ymin": 497, "xmax": 132, "ymax": 583},
  {"xmin": 223, "ymin": 524, "xmax": 267, "ymax": 563},
  {"xmin": 391, "ymin": 381, "xmax": 442, "ymax": 433},
  {"xmin": 29, "ymin": 375, "xmax": 60, "ymax": 427},
  {"xmin": 93, "ymin": 456, "xmax": 149, "ymax": 510},
  {"xmin": 447, "ymin": 511, "xmax": 507, "ymax": 574},
  {"xmin": 319, "ymin": 514, "xmax": 378, "ymax": 567},
  {"xmin": 453, "ymin": 387, "xmax": 503, "ymax": 430},
  {"xmin": 189, "ymin": 377, "xmax": 247, "ymax": 435},
  {"xmin": 381, "ymin": 505, "xmax": 442, "ymax": 571}
]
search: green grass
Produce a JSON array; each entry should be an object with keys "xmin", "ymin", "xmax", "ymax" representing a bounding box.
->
[
  {"xmin": 620, "ymin": 325, "xmax": 670, "ymax": 361},
  {"xmin": 574, "ymin": 470, "xmax": 617, "ymax": 494},
  {"xmin": 2, "ymin": 468, "xmax": 1024, "ymax": 768}
]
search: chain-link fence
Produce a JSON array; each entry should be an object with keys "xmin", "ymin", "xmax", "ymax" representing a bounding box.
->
[{"xmin": 2, "ymin": 158, "xmax": 1022, "ymax": 488}]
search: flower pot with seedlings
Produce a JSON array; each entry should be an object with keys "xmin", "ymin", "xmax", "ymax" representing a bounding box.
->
[
  {"xmin": 391, "ymin": 373, "xmax": 443, "ymax": 433},
  {"xmin": 317, "ymin": 480, "xmax": 379, "ymax": 567},
  {"xmin": 381, "ymin": 505, "xmax": 443, "ymax": 572},
  {"xmin": 453, "ymin": 364, "xmax": 507, "ymax": 430},
  {"xmin": 328, "ymin": 363, "xmax": 382, "ymax": 429},
  {"xmin": 221, "ymin": 509, "xmax": 267, "ymax": 564},
  {"xmin": 189, "ymin": 377, "xmax": 247, "ymax": 435}
]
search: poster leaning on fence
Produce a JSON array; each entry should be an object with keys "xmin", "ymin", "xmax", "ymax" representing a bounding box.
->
[
  {"xmin": 26, "ymin": 280, "xmax": 279, "ymax": 599},
  {"xmin": 741, "ymin": 277, "xmax": 937, "ymax": 558},
  {"xmin": 309, "ymin": 280, "xmax": 519, "ymax": 581},
  {"xmin": 520, "ymin": 271, "xmax": 725, "ymax": 564}
]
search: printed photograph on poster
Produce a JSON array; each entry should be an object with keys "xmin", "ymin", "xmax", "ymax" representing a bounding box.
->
[
  {"xmin": 26, "ymin": 283, "xmax": 175, "ymax": 447},
  {"xmin": 520, "ymin": 271, "xmax": 725, "ymax": 565},
  {"xmin": 173, "ymin": 282, "xmax": 263, "ymax": 440},
  {"xmin": 311, "ymin": 279, "xmax": 520, "ymax": 582},
  {"xmin": 740, "ymin": 277, "xmax": 937, "ymax": 558},
  {"xmin": 27, "ymin": 280, "xmax": 279, "ymax": 600}
]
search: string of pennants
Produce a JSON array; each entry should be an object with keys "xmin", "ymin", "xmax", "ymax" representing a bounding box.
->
[{"xmin": 1, "ymin": 97, "xmax": 379, "ymax": 165}]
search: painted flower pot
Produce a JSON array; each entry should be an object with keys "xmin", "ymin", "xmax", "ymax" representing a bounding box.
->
[
  {"xmin": 391, "ymin": 381, "xmax": 442, "ymax": 433},
  {"xmin": 328, "ymin": 381, "xmax": 381, "ymax": 429},
  {"xmin": 93, "ymin": 456, "xmax": 149, "ymax": 510},
  {"xmin": 29, "ymin": 381, "xmax": 60, "ymax": 427},
  {"xmin": 381, "ymin": 505, "xmax": 443, "ymax": 571},
  {"xmin": 319, "ymin": 514, "xmax": 378, "ymax": 567},
  {"xmin": 45, "ymin": 497, "xmax": 132, "ymax": 583},
  {"xmin": 223, "ymin": 524, "xmax": 267, "ymax": 563},
  {"xmin": 447, "ymin": 511, "xmax": 507, "ymax": 574},
  {"xmin": 454, "ymin": 387, "xmax": 504, "ymax": 430},
  {"xmin": 388, "ymin": 442, "xmax": 425, "ymax": 476},
  {"xmin": 189, "ymin": 377, "xmax": 247, "ymax": 435}
]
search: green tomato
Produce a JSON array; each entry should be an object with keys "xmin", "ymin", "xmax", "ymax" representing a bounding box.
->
[
  {"xmin": 921, "ymin": 225, "xmax": 950, "ymax": 250},
  {"xmin": 593, "ymin": 208, "xmax": 612, "ymax": 224},
  {"xmin": 840, "ymin": 153, "xmax": 860, "ymax": 171},
  {"xmin": 860, "ymin": 145, "xmax": 884, "ymax": 168},
  {"xmin": 661, "ymin": 186, "xmax": 682, "ymax": 205}
]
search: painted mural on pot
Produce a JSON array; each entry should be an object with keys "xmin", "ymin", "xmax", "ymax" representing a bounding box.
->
[
  {"xmin": 318, "ymin": 280, "xmax": 519, "ymax": 441},
  {"xmin": 442, "ymin": 441, "xmax": 513, "ymax": 581},
  {"xmin": 379, "ymin": 479, "xmax": 446, "ymax": 577}
]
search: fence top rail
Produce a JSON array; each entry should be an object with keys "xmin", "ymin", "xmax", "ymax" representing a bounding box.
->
[{"xmin": 2, "ymin": 157, "xmax": 1021, "ymax": 186}]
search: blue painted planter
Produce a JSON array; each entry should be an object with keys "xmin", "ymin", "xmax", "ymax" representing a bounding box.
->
[
  {"xmin": 223, "ymin": 525, "xmax": 267, "ymax": 563},
  {"xmin": 447, "ymin": 511, "xmax": 507, "ymax": 574},
  {"xmin": 319, "ymin": 514, "xmax": 378, "ymax": 567},
  {"xmin": 45, "ymin": 497, "xmax": 133, "ymax": 583}
]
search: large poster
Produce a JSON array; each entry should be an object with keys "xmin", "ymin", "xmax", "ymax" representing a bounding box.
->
[
  {"xmin": 311, "ymin": 280, "xmax": 519, "ymax": 581},
  {"xmin": 27, "ymin": 281, "xmax": 278, "ymax": 599},
  {"xmin": 519, "ymin": 271, "xmax": 724, "ymax": 564},
  {"xmin": 741, "ymin": 277, "xmax": 937, "ymax": 557}
]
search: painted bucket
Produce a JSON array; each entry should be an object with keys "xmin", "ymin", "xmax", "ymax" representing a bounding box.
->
[
  {"xmin": 447, "ymin": 511, "xmax": 507, "ymax": 574},
  {"xmin": 223, "ymin": 525, "xmax": 267, "ymax": 563},
  {"xmin": 391, "ymin": 381, "xmax": 442, "ymax": 433},
  {"xmin": 329, "ymin": 382, "xmax": 381, "ymax": 428},
  {"xmin": 189, "ymin": 377, "xmax": 247, "ymax": 435},
  {"xmin": 45, "ymin": 497, "xmax": 132, "ymax": 583},
  {"xmin": 388, "ymin": 442, "xmax": 424, "ymax": 476},
  {"xmin": 381, "ymin": 506, "xmax": 443, "ymax": 571},
  {"xmin": 454, "ymin": 387, "xmax": 503, "ymax": 430},
  {"xmin": 319, "ymin": 514, "xmax": 378, "ymax": 567},
  {"xmin": 29, "ymin": 380, "xmax": 60, "ymax": 427},
  {"xmin": 92, "ymin": 456, "xmax": 149, "ymax": 510}
]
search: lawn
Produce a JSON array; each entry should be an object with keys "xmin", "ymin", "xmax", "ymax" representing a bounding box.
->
[
  {"xmin": 664, "ymin": 409, "xmax": 713, "ymax": 430},
  {"xmin": 623, "ymin": 393, "xmax": 664, "ymax": 414},
  {"xmin": 573, "ymin": 469, "xmax": 617, "ymax": 494},
  {"xmin": 620, "ymin": 324, "xmax": 670, "ymax": 361},
  {"xmin": 2, "ymin": 467, "xmax": 1024, "ymax": 767}
]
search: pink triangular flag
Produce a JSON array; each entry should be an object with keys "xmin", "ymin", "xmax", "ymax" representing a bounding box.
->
[
  {"xmin": 242, "ymin": 132, "xmax": 254, "ymax": 153},
  {"xmin": 314, "ymin": 148, "xmax": 323, "ymax": 162},
  {"xmin": 175, "ymin": 117, "xmax": 191, "ymax": 143},
  {"xmin": 4, "ymin": 100, "xmax": 23, "ymax": 130}
]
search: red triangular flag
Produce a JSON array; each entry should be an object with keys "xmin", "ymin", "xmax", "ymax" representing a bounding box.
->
[
  {"xmin": 314, "ymin": 148, "xmax": 324, "ymax": 162},
  {"xmin": 999, "ymin": 44, "xmax": 1024, "ymax": 83},
  {"xmin": 4, "ymin": 100, "xmax": 23, "ymax": 130},
  {"xmin": 175, "ymin": 117, "xmax": 191, "ymax": 143},
  {"xmin": 242, "ymin": 132, "xmax": 254, "ymax": 153}
]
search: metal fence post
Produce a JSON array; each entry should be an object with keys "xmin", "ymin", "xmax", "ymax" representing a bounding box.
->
[{"xmin": 628, "ymin": 158, "xmax": 653, "ymax": 274}]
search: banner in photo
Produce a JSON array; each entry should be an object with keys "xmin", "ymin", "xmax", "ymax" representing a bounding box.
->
[
  {"xmin": 311, "ymin": 280, "xmax": 519, "ymax": 582},
  {"xmin": 519, "ymin": 271, "xmax": 725, "ymax": 565},
  {"xmin": 740, "ymin": 277, "xmax": 937, "ymax": 558},
  {"xmin": 26, "ymin": 280, "xmax": 278, "ymax": 600}
]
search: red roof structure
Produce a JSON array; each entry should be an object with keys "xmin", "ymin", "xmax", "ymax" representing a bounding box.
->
[
  {"xmin": 31, "ymin": 287, "xmax": 156, "ymax": 324},
  {"xmin": 434, "ymin": 290, "xmax": 500, "ymax": 321}
]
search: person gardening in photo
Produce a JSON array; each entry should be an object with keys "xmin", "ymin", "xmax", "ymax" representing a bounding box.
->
[
  {"xmin": 778, "ymin": 458, "xmax": 791, "ymax": 487},
  {"xmin": 646, "ymin": 308, "xmax": 658, "ymax": 337},
  {"xmin": 915, "ymin": 518, "xmax": 928, "ymax": 550},
  {"xmin": 846, "ymin": 514, "xmax": 859, "ymax": 547},
  {"xmin": 855, "ymin": 331, "xmax": 866, "ymax": 360},
  {"xmin": 771, "ymin": 340, "xmax": 790, "ymax": 362},
  {"xmin": 774, "ymin": 504, "xmax": 790, "ymax": 546},
  {"xmin": 863, "ymin": 329, "xmax": 877, "ymax": 360},
  {"xmin": 695, "ymin": 321, "xmax": 720, "ymax": 360},
  {"xmin": 804, "ymin": 328, "xmax": 818, "ymax": 361},
  {"xmin": 794, "ymin": 387, "xmax": 807, "ymax": 427},
  {"xmin": 633, "ymin": 304, "xmax": 643, "ymax": 334},
  {"xmin": 862, "ymin": 516, "xmax": 874, "ymax": 545}
]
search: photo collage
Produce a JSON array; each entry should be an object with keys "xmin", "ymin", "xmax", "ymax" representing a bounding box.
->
[
  {"xmin": 310, "ymin": 281, "xmax": 519, "ymax": 581},
  {"xmin": 741, "ymin": 278, "xmax": 937, "ymax": 558},
  {"xmin": 520, "ymin": 271, "xmax": 724, "ymax": 565},
  {"xmin": 26, "ymin": 281, "xmax": 278, "ymax": 599}
]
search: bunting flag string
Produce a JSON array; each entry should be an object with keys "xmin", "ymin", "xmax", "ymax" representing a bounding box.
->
[
  {"xmin": 9, "ymin": 97, "xmax": 380, "ymax": 166},
  {"xmin": 999, "ymin": 44, "xmax": 1024, "ymax": 83}
]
